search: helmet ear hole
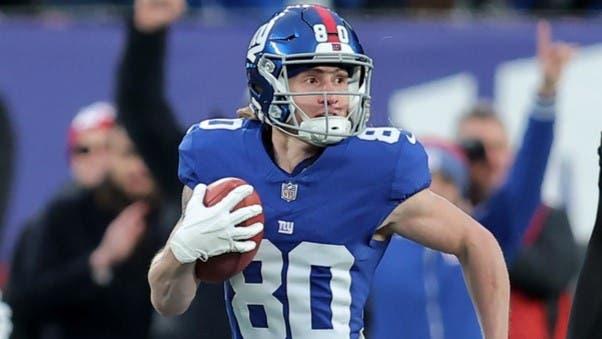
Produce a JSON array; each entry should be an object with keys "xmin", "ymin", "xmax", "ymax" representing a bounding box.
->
[
  {"xmin": 268, "ymin": 104, "xmax": 284, "ymax": 120},
  {"xmin": 251, "ymin": 83, "xmax": 263, "ymax": 95}
]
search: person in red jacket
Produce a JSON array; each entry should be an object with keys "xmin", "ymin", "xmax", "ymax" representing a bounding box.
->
[{"xmin": 509, "ymin": 203, "xmax": 579, "ymax": 339}]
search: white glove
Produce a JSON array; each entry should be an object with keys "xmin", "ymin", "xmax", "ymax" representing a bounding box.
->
[
  {"xmin": 0, "ymin": 292, "xmax": 12, "ymax": 339},
  {"xmin": 170, "ymin": 183, "xmax": 264, "ymax": 264}
]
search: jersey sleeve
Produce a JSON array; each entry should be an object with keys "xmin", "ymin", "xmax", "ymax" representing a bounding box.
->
[
  {"xmin": 178, "ymin": 124, "xmax": 202, "ymax": 189},
  {"xmin": 177, "ymin": 119, "xmax": 248, "ymax": 189},
  {"xmin": 390, "ymin": 132, "xmax": 432, "ymax": 202}
]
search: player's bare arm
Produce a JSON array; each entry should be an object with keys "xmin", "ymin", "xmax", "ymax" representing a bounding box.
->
[
  {"xmin": 148, "ymin": 186, "xmax": 197, "ymax": 316},
  {"xmin": 376, "ymin": 189, "xmax": 509, "ymax": 339},
  {"xmin": 149, "ymin": 184, "xmax": 263, "ymax": 316}
]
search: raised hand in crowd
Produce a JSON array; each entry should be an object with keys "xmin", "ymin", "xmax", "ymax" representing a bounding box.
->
[
  {"xmin": 537, "ymin": 20, "xmax": 577, "ymax": 97},
  {"xmin": 134, "ymin": 0, "xmax": 187, "ymax": 33}
]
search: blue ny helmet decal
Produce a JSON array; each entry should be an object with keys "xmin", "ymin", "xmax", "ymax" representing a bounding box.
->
[{"xmin": 245, "ymin": 5, "xmax": 373, "ymax": 146}]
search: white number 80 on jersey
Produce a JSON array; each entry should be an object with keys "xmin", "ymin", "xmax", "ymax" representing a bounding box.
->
[{"xmin": 230, "ymin": 239, "xmax": 355, "ymax": 338}]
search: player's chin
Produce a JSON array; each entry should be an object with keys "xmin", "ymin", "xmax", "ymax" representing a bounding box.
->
[{"xmin": 313, "ymin": 111, "xmax": 346, "ymax": 118}]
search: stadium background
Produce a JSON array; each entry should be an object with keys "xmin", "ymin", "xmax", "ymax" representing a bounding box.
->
[{"xmin": 0, "ymin": 3, "xmax": 601, "ymax": 263}]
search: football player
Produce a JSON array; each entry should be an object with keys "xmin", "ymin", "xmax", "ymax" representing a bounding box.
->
[{"xmin": 148, "ymin": 5, "xmax": 509, "ymax": 339}]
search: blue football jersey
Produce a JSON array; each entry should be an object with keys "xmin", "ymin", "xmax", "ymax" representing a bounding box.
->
[{"xmin": 178, "ymin": 118, "xmax": 431, "ymax": 339}]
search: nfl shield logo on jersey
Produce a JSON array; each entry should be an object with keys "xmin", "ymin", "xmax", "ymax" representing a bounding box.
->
[{"xmin": 281, "ymin": 182, "xmax": 298, "ymax": 202}]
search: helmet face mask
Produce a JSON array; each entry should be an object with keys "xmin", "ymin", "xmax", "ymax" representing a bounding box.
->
[{"xmin": 246, "ymin": 5, "xmax": 373, "ymax": 146}]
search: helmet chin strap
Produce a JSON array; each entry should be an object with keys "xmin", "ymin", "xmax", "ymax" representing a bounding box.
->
[{"xmin": 298, "ymin": 116, "xmax": 352, "ymax": 145}]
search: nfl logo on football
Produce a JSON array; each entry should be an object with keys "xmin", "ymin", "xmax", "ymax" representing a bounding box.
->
[{"xmin": 281, "ymin": 182, "xmax": 298, "ymax": 202}]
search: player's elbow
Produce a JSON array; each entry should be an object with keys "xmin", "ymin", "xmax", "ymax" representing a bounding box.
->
[
  {"xmin": 150, "ymin": 285, "xmax": 193, "ymax": 317},
  {"xmin": 459, "ymin": 222, "xmax": 505, "ymax": 265},
  {"xmin": 151, "ymin": 295, "xmax": 185, "ymax": 317}
]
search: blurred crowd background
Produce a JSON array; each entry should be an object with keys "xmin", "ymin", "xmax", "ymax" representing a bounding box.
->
[
  {"xmin": 1, "ymin": 0, "xmax": 602, "ymax": 13},
  {"xmin": 0, "ymin": 0, "xmax": 601, "ymax": 338}
]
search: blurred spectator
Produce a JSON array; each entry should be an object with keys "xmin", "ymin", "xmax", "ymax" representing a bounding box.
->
[
  {"xmin": 422, "ymin": 139, "xmax": 471, "ymax": 210},
  {"xmin": 0, "ymin": 96, "xmax": 14, "ymax": 243},
  {"xmin": 369, "ymin": 21, "xmax": 572, "ymax": 339},
  {"xmin": 0, "ymin": 96, "xmax": 14, "ymax": 339},
  {"xmin": 2, "ymin": 0, "xmax": 601, "ymax": 14},
  {"xmin": 568, "ymin": 132, "xmax": 602, "ymax": 339},
  {"xmin": 4, "ymin": 102, "xmax": 115, "ymax": 339},
  {"xmin": 5, "ymin": 216, "xmax": 42, "ymax": 339},
  {"xmin": 456, "ymin": 21, "xmax": 577, "ymax": 339},
  {"xmin": 67, "ymin": 102, "xmax": 115, "ymax": 189},
  {"xmin": 117, "ymin": 0, "xmax": 229, "ymax": 337},
  {"xmin": 509, "ymin": 204, "xmax": 578, "ymax": 339},
  {"xmin": 5, "ymin": 125, "xmax": 168, "ymax": 339},
  {"xmin": 457, "ymin": 21, "xmax": 574, "ymax": 258}
]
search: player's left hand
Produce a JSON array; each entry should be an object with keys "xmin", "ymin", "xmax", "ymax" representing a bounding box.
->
[
  {"xmin": 134, "ymin": 0, "xmax": 187, "ymax": 33},
  {"xmin": 537, "ymin": 20, "xmax": 577, "ymax": 97}
]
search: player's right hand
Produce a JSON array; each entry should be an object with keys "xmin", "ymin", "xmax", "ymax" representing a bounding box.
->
[{"xmin": 169, "ymin": 183, "xmax": 264, "ymax": 264}]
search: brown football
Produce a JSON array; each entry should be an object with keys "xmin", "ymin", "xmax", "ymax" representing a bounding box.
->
[{"xmin": 194, "ymin": 177, "xmax": 264, "ymax": 283}]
